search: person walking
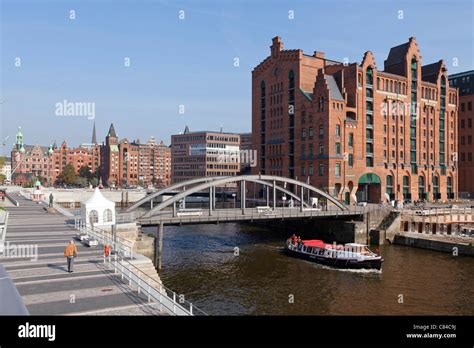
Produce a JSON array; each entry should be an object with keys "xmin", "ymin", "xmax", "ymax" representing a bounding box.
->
[
  {"xmin": 64, "ymin": 240, "xmax": 78, "ymax": 273},
  {"xmin": 104, "ymin": 243, "xmax": 110, "ymax": 258}
]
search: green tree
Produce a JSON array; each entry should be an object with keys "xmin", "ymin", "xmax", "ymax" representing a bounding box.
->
[
  {"xmin": 0, "ymin": 174, "xmax": 6, "ymax": 184},
  {"xmin": 60, "ymin": 163, "xmax": 77, "ymax": 185},
  {"xmin": 74, "ymin": 176, "xmax": 88, "ymax": 188},
  {"xmin": 78, "ymin": 165, "xmax": 92, "ymax": 180}
]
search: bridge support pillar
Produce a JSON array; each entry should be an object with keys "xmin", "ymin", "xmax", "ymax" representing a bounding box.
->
[
  {"xmin": 300, "ymin": 186, "xmax": 304, "ymax": 212},
  {"xmin": 266, "ymin": 186, "xmax": 270, "ymax": 206},
  {"xmin": 155, "ymin": 222, "xmax": 163, "ymax": 271},
  {"xmin": 272, "ymin": 180, "xmax": 276, "ymax": 210},
  {"xmin": 241, "ymin": 180, "xmax": 246, "ymax": 215},
  {"xmin": 173, "ymin": 202, "xmax": 176, "ymax": 217},
  {"xmin": 209, "ymin": 187, "xmax": 213, "ymax": 216}
]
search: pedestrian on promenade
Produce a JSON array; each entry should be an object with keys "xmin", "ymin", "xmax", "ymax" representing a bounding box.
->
[
  {"xmin": 64, "ymin": 240, "xmax": 78, "ymax": 273},
  {"xmin": 104, "ymin": 243, "xmax": 110, "ymax": 258}
]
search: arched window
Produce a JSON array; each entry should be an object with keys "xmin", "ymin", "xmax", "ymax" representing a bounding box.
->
[
  {"xmin": 103, "ymin": 209, "xmax": 113, "ymax": 223},
  {"xmin": 432, "ymin": 175, "xmax": 440, "ymax": 199},
  {"xmin": 403, "ymin": 175, "xmax": 410, "ymax": 200},
  {"xmin": 418, "ymin": 176, "xmax": 425, "ymax": 200},
  {"xmin": 447, "ymin": 175, "xmax": 453, "ymax": 198},
  {"xmin": 288, "ymin": 70, "xmax": 295, "ymax": 89},
  {"xmin": 89, "ymin": 210, "xmax": 98, "ymax": 225},
  {"xmin": 366, "ymin": 67, "xmax": 373, "ymax": 85},
  {"xmin": 386, "ymin": 175, "xmax": 394, "ymax": 195}
]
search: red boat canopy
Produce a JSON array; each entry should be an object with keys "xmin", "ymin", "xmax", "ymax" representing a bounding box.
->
[{"xmin": 302, "ymin": 240, "xmax": 326, "ymax": 248}]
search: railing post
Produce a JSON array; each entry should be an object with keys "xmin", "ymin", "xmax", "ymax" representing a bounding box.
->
[
  {"xmin": 121, "ymin": 256, "xmax": 124, "ymax": 280},
  {"xmin": 159, "ymin": 285, "xmax": 163, "ymax": 312},
  {"xmin": 114, "ymin": 253, "xmax": 117, "ymax": 274},
  {"xmin": 129, "ymin": 268, "xmax": 132, "ymax": 286},
  {"xmin": 173, "ymin": 292, "xmax": 176, "ymax": 315},
  {"xmin": 138, "ymin": 272, "xmax": 141, "ymax": 294},
  {"xmin": 190, "ymin": 303, "xmax": 193, "ymax": 315},
  {"xmin": 147, "ymin": 277, "xmax": 151, "ymax": 303}
]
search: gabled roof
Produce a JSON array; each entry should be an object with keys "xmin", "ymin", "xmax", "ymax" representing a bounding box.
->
[
  {"xmin": 384, "ymin": 42, "xmax": 410, "ymax": 67},
  {"xmin": 422, "ymin": 61, "xmax": 442, "ymax": 83},
  {"xmin": 325, "ymin": 75, "xmax": 344, "ymax": 101},
  {"xmin": 300, "ymin": 88, "xmax": 312, "ymax": 101}
]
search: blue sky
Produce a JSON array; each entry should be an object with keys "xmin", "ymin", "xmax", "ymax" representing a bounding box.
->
[{"xmin": 1, "ymin": 0, "xmax": 473, "ymax": 154}]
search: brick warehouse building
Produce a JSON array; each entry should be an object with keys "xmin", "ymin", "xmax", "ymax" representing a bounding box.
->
[
  {"xmin": 252, "ymin": 37, "xmax": 458, "ymax": 204},
  {"xmin": 100, "ymin": 123, "xmax": 171, "ymax": 188},
  {"xmin": 449, "ymin": 70, "xmax": 474, "ymax": 197}
]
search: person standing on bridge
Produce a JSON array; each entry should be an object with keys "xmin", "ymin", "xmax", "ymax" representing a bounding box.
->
[{"xmin": 64, "ymin": 240, "xmax": 78, "ymax": 273}]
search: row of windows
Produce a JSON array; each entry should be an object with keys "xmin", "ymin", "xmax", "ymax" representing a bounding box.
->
[
  {"xmin": 377, "ymin": 77, "xmax": 406, "ymax": 95},
  {"xmin": 460, "ymin": 102, "xmax": 472, "ymax": 112},
  {"xmin": 460, "ymin": 153, "xmax": 473, "ymax": 162},
  {"xmin": 460, "ymin": 119, "xmax": 473, "ymax": 128}
]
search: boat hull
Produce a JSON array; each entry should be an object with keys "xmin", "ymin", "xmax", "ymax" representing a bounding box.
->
[{"xmin": 284, "ymin": 247, "xmax": 383, "ymax": 270}]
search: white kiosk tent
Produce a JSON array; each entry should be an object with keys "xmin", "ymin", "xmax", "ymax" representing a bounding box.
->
[{"xmin": 80, "ymin": 188, "xmax": 116, "ymax": 228}]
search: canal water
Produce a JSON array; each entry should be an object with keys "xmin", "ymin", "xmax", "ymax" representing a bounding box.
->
[{"xmin": 145, "ymin": 223, "xmax": 474, "ymax": 315}]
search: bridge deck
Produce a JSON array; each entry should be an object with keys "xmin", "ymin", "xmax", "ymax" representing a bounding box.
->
[
  {"xmin": 138, "ymin": 207, "xmax": 367, "ymax": 226},
  {"xmin": 1, "ymin": 196, "xmax": 165, "ymax": 315}
]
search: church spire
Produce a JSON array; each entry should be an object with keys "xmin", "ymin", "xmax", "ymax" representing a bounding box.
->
[{"xmin": 91, "ymin": 121, "xmax": 97, "ymax": 144}]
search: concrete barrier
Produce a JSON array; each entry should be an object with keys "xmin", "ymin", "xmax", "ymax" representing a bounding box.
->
[{"xmin": 0, "ymin": 265, "xmax": 29, "ymax": 315}]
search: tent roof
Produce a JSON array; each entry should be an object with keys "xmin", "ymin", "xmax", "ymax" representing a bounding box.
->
[{"xmin": 82, "ymin": 188, "xmax": 114, "ymax": 208}]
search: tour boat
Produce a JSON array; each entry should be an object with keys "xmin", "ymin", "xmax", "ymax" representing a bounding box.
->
[{"xmin": 285, "ymin": 238, "xmax": 383, "ymax": 270}]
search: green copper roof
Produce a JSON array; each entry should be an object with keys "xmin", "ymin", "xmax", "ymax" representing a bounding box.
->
[{"xmin": 34, "ymin": 179, "xmax": 41, "ymax": 187}]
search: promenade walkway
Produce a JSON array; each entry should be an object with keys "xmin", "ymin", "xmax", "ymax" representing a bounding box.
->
[{"xmin": 1, "ymin": 195, "xmax": 164, "ymax": 315}]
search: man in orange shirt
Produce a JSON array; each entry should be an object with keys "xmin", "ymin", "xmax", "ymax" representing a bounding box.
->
[{"xmin": 64, "ymin": 240, "xmax": 78, "ymax": 273}]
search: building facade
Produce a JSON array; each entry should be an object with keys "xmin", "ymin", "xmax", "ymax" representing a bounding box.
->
[
  {"xmin": 171, "ymin": 126, "xmax": 241, "ymax": 183},
  {"xmin": 0, "ymin": 157, "xmax": 11, "ymax": 184},
  {"xmin": 100, "ymin": 124, "xmax": 171, "ymax": 188},
  {"xmin": 252, "ymin": 37, "xmax": 458, "ymax": 204},
  {"xmin": 449, "ymin": 70, "xmax": 474, "ymax": 196},
  {"xmin": 11, "ymin": 127, "xmax": 54, "ymax": 186}
]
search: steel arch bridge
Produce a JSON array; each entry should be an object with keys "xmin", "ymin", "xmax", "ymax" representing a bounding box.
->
[{"xmin": 126, "ymin": 175, "xmax": 346, "ymax": 219}]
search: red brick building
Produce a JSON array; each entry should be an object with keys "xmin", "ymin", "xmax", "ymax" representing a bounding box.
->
[
  {"xmin": 252, "ymin": 37, "xmax": 458, "ymax": 204},
  {"xmin": 449, "ymin": 70, "xmax": 474, "ymax": 196},
  {"xmin": 100, "ymin": 124, "xmax": 171, "ymax": 188}
]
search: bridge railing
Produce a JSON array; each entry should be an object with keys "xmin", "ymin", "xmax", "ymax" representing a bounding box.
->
[
  {"xmin": 140, "ymin": 204, "xmax": 379, "ymax": 225},
  {"xmin": 73, "ymin": 218, "xmax": 208, "ymax": 316}
]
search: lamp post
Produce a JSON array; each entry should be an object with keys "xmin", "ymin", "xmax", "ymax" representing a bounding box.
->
[
  {"xmin": 282, "ymin": 195, "xmax": 287, "ymax": 215},
  {"xmin": 232, "ymin": 193, "xmax": 236, "ymax": 209}
]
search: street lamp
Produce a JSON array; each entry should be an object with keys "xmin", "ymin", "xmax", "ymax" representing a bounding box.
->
[{"xmin": 232, "ymin": 193, "xmax": 236, "ymax": 209}]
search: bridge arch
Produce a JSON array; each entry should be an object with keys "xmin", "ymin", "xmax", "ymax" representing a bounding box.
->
[{"xmin": 135, "ymin": 175, "xmax": 346, "ymax": 219}]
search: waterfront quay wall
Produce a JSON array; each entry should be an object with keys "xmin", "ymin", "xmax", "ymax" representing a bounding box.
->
[{"xmin": 393, "ymin": 233, "xmax": 474, "ymax": 256}]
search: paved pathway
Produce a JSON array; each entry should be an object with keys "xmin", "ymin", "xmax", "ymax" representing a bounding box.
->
[{"xmin": 1, "ymin": 196, "xmax": 164, "ymax": 315}]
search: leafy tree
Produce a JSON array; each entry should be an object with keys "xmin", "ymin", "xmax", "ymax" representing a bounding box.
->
[
  {"xmin": 60, "ymin": 163, "xmax": 76, "ymax": 185},
  {"xmin": 74, "ymin": 176, "xmax": 88, "ymax": 188},
  {"xmin": 78, "ymin": 165, "xmax": 92, "ymax": 179},
  {"xmin": 0, "ymin": 174, "xmax": 6, "ymax": 184}
]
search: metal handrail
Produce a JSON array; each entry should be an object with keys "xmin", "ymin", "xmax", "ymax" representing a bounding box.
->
[{"xmin": 74, "ymin": 219, "xmax": 207, "ymax": 316}]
